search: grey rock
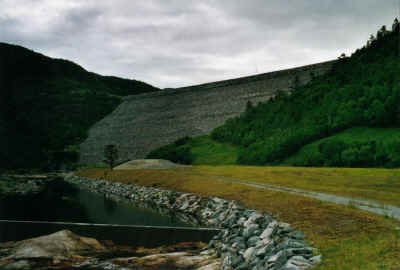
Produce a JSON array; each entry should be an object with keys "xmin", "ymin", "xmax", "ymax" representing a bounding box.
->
[
  {"xmin": 243, "ymin": 247, "xmax": 256, "ymax": 262},
  {"xmin": 281, "ymin": 255, "xmax": 312, "ymax": 270},
  {"xmin": 310, "ymin": 255, "xmax": 322, "ymax": 264},
  {"xmin": 286, "ymin": 247, "xmax": 314, "ymax": 258},
  {"xmin": 260, "ymin": 221, "xmax": 278, "ymax": 239},
  {"xmin": 231, "ymin": 240, "xmax": 246, "ymax": 250},
  {"xmin": 230, "ymin": 254, "xmax": 244, "ymax": 268},
  {"xmin": 242, "ymin": 224, "xmax": 259, "ymax": 238},
  {"xmin": 256, "ymin": 242, "xmax": 274, "ymax": 257},
  {"xmin": 236, "ymin": 262, "xmax": 248, "ymax": 270},
  {"xmin": 267, "ymin": 250, "xmax": 287, "ymax": 269},
  {"xmin": 222, "ymin": 254, "xmax": 233, "ymax": 268},
  {"xmin": 243, "ymin": 212, "xmax": 263, "ymax": 227},
  {"xmin": 237, "ymin": 217, "xmax": 247, "ymax": 226},
  {"xmin": 247, "ymin": 236, "xmax": 260, "ymax": 247}
]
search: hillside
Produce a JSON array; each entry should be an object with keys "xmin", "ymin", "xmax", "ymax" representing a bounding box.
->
[
  {"xmin": 79, "ymin": 59, "xmax": 334, "ymax": 165},
  {"xmin": 0, "ymin": 43, "xmax": 158, "ymax": 170},
  {"xmin": 284, "ymin": 127, "xmax": 400, "ymax": 167},
  {"xmin": 149, "ymin": 21, "xmax": 400, "ymax": 167}
]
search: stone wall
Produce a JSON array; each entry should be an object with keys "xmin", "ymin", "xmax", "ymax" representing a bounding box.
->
[
  {"xmin": 79, "ymin": 60, "xmax": 336, "ymax": 165},
  {"xmin": 0, "ymin": 174, "xmax": 60, "ymax": 196}
]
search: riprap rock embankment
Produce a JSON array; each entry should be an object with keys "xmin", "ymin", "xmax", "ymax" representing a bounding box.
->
[{"xmin": 67, "ymin": 175, "xmax": 321, "ymax": 270}]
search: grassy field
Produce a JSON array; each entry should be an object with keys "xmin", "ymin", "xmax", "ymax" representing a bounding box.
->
[
  {"xmin": 189, "ymin": 165, "xmax": 400, "ymax": 207},
  {"xmin": 84, "ymin": 165, "xmax": 400, "ymax": 206},
  {"xmin": 78, "ymin": 166, "xmax": 400, "ymax": 269}
]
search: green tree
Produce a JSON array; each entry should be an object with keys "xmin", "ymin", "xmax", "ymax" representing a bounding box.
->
[
  {"xmin": 338, "ymin": 53, "xmax": 347, "ymax": 60},
  {"xmin": 103, "ymin": 144, "xmax": 118, "ymax": 170},
  {"xmin": 367, "ymin": 34, "xmax": 376, "ymax": 47},
  {"xmin": 377, "ymin": 25, "xmax": 388, "ymax": 39},
  {"xmin": 246, "ymin": 100, "xmax": 254, "ymax": 111},
  {"xmin": 393, "ymin": 18, "xmax": 400, "ymax": 32},
  {"xmin": 318, "ymin": 140, "xmax": 346, "ymax": 166},
  {"xmin": 291, "ymin": 75, "xmax": 301, "ymax": 91}
]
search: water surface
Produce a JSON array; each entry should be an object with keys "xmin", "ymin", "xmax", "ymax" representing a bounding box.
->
[{"xmin": 0, "ymin": 180, "xmax": 217, "ymax": 246}]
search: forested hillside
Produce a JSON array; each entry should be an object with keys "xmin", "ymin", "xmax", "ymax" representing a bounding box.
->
[
  {"xmin": 149, "ymin": 21, "xmax": 400, "ymax": 167},
  {"xmin": 0, "ymin": 43, "xmax": 158, "ymax": 170}
]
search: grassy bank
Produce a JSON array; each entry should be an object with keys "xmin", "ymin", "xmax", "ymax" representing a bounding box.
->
[
  {"xmin": 148, "ymin": 127, "xmax": 400, "ymax": 169},
  {"xmin": 188, "ymin": 136, "xmax": 237, "ymax": 165},
  {"xmin": 78, "ymin": 166, "xmax": 400, "ymax": 269},
  {"xmin": 147, "ymin": 136, "xmax": 237, "ymax": 165},
  {"xmin": 84, "ymin": 165, "xmax": 400, "ymax": 206},
  {"xmin": 284, "ymin": 127, "xmax": 400, "ymax": 167}
]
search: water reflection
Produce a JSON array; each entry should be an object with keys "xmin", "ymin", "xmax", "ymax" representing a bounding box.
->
[
  {"xmin": 0, "ymin": 179, "xmax": 188, "ymax": 227},
  {"xmin": 0, "ymin": 180, "xmax": 218, "ymax": 246}
]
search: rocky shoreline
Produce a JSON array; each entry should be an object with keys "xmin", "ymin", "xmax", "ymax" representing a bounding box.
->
[
  {"xmin": 0, "ymin": 174, "xmax": 61, "ymax": 197},
  {"xmin": 66, "ymin": 174, "xmax": 321, "ymax": 270}
]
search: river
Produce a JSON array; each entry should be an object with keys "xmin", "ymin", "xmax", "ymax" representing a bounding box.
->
[{"xmin": 0, "ymin": 179, "xmax": 217, "ymax": 246}]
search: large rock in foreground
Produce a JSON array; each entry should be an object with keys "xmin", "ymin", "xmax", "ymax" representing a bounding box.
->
[
  {"xmin": 5, "ymin": 230, "xmax": 106, "ymax": 260},
  {"xmin": 0, "ymin": 230, "xmax": 106, "ymax": 269},
  {"xmin": 0, "ymin": 230, "xmax": 220, "ymax": 270}
]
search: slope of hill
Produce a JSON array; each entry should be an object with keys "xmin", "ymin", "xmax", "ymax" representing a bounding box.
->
[
  {"xmin": 149, "ymin": 21, "xmax": 400, "ymax": 167},
  {"xmin": 0, "ymin": 43, "xmax": 158, "ymax": 170},
  {"xmin": 79, "ymin": 60, "xmax": 334, "ymax": 165},
  {"xmin": 283, "ymin": 127, "xmax": 400, "ymax": 167}
]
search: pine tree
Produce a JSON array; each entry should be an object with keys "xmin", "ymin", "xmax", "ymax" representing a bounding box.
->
[{"xmin": 103, "ymin": 144, "xmax": 118, "ymax": 170}]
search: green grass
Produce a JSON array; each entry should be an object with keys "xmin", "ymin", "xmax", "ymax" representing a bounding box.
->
[
  {"xmin": 188, "ymin": 136, "xmax": 237, "ymax": 165},
  {"xmin": 284, "ymin": 127, "xmax": 400, "ymax": 166}
]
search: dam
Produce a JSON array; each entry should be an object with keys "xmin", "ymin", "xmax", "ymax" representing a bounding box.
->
[{"xmin": 79, "ymin": 60, "xmax": 336, "ymax": 165}]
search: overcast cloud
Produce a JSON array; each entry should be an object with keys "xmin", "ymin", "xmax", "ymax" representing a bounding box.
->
[{"xmin": 0, "ymin": 0, "xmax": 398, "ymax": 88}]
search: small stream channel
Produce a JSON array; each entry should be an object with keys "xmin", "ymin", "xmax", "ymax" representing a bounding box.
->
[{"xmin": 0, "ymin": 179, "xmax": 217, "ymax": 246}]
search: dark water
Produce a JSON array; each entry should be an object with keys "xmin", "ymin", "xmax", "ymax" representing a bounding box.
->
[
  {"xmin": 0, "ymin": 180, "xmax": 218, "ymax": 246},
  {"xmin": 0, "ymin": 180, "xmax": 188, "ymax": 226}
]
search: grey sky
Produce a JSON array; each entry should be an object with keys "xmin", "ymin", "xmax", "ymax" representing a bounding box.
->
[{"xmin": 0, "ymin": 0, "xmax": 398, "ymax": 88}]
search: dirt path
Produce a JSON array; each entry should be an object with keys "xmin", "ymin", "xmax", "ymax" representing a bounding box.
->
[{"xmin": 217, "ymin": 178, "xmax": 400, "ymax": 220}]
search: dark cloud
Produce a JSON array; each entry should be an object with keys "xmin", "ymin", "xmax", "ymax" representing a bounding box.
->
[{"xmin": 0, "ymin": 0, "xmax": 398, "ymax": 88}]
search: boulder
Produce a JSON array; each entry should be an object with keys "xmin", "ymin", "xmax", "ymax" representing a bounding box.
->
[
  {"xmin": 6, "ymin": 230, "xmax": 106, "ymax": 260},
  {"xmin": 0, "ymin": 230, "xmax": 108, "ymax": 269}
]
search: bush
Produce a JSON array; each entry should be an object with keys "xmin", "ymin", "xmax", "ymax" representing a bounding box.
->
[
  {"xmin": 147, "ymin": 137, "xmax": 194, "ymax": 164},
  {"xmin": 318, "ymin": 140, "xmax": 346, "ymax": 166}
]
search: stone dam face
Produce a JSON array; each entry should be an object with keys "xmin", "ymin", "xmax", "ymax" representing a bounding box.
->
[{"xmin": 79, "ymin": 60, "xmax": 336, "ymax": 165}]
